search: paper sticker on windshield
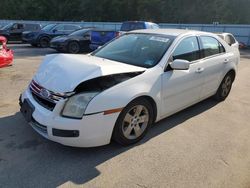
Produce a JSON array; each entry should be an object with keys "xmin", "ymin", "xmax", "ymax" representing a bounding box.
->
[{"xmin": 150, "ymin": 36, "xmax": 169, "ymax": 43}]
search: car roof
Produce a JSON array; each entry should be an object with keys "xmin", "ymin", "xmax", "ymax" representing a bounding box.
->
[
  {"xmin": 130, "ymin": 28, "xmax": 213, "ymax": 37},
  {"xmin": 215, "ymin": 32, "xmax": 235, "ymax": 36}
]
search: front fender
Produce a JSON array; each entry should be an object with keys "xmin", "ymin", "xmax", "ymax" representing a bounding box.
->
[{"xmin": 85, "ymin": 66, "xmax": 163, "ymax": 120}]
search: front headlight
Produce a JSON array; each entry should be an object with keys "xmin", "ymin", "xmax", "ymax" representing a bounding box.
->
[{"xmin": 62, "ymin": 92, "xmax": 99, "ymax": 118}]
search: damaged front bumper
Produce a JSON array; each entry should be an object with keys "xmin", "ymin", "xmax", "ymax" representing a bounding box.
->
[{"xmin": 19, "ymin": 88, "xmax": 120, "ymax": 147}]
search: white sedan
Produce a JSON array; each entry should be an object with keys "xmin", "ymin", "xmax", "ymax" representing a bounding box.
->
[{"xmin": 20, "ymin": 29, "xmax": 240, "ymax": 147}]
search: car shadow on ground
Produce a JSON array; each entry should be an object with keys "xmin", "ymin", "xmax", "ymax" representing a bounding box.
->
[{"xmin": 0, "ymin": 98, "xmax": 218, "ymax": 187}]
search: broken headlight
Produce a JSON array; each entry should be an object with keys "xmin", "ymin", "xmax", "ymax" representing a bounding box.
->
[{"xmin": 62, "ymin": 92, "xmax": 99, "ymax": 118}]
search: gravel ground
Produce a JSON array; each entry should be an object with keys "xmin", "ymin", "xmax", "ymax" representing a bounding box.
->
[{"xmin": 0, "ymin": 45, "xmax": 249, "ymax": 188}]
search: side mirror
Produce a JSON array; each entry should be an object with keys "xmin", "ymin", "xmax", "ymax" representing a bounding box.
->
[
  {"xmin": 52, "ymin": 29, "xmax": 57, "ymax": 33},
  {"xmin": 170, "ymin": 59, "xmax": 190, "ymax": 70}
]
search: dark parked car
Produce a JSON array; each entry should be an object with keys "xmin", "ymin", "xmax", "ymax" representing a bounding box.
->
[
  {"xmin": 22, "ymin": 23, "xmax": 81, "ymax": 48},
  {"xmin": 0, "ymin": 23, "xmax": 41, "ymax": 42},
  {"xmin": 89, "ymin": 30, "xmax": 119, "ymax": 51},
  {"xmin": 50, "ymin": 28, "xmax": 93, "ymax": 53}
]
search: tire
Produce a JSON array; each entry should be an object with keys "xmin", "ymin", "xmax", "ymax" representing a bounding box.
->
[
  {"xmin": 39, "ymin": 36, "xmax": 50, "ymax": 48},
  {"xmin": 214, "ymin": 72, "xmax": 234, "ymax": 101},
  {"xmin": 112, "ymin": 98, "xmax": 154, "ymax": 146},
  {"xmin": 68, "ymin": 41, "xmax": 80, "ymax": 53}
]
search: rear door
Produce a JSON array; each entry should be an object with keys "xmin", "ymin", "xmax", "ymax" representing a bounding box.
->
[{"xmin": 198, "ymin": 36, "xmax": 230, "ymax": 98}]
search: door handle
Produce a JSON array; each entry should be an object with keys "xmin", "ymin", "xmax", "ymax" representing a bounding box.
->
[
  {"xmin": 196, "ymin": 67, "xmax": 204, "ymax": 73},
  {"xmin": 223, "ymin": 59, "xmax": 229, "ymax": 64}
]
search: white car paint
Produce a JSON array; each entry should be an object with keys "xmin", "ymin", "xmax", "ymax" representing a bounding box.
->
[
  {"xmin": 35, "ymin": 54, "xmax": 146, "ymax": 93},
  {"xmin": 20, "ymin": 29, "xmax": 240, "ymax": 147}
]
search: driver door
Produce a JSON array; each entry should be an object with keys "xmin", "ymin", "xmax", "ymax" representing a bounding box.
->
[{"xmin": 161, "ymin": 36, "xmax": 205, "ymax": 117}]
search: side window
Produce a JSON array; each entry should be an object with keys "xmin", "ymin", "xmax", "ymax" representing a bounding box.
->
[
  {"xmin": 17, "ymin": 24, "xmax": 24, "ymax": 29},
  {"xmin": 173, "ymin": 36, "xmax": 200, "ymax": 62},
  {"xmin": 12, "ymin": 24, "xmax": 18, "ymax": 30},
  {"xmin": 228, "ymin": 35, "xmax": 236, "ymax": 45},
  {"xmin": 54, "ymin": 25, "xmax": 64, "ymax": 31},
  {"xmin": 26, "ymin": 24, "xmax": 37, "ymax": 30},
  {"xmin": 200, "ymin": 36, "xmax": 225, "ymax": 58},
  {"xmin": 64, "ymin": 25, "xmax": 78, "ymax": 31}
]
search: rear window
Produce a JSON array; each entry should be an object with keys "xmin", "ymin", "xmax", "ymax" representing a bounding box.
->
[
  {"xmin": 25, "ymin": 24, "xmax": 40, "ymax": 30},
  {"xmin": 225, "ymin": 34, "xmax": 236, "ymax": 45},
  {"xmin": 42, "ymin": 24, "xmax": 56, "ymax": 31},
  {"xmin": 69, "ymin": 29, "xmax": 89, "ymax": 36},
  {"xmin": 120, "ymin": 22, "xmax": 145, "ymax": 31}
]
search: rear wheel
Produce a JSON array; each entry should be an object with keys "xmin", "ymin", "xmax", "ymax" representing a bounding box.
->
[
  {"xmin": 39, "ymin": 37, "xmax": 50, "ymax": 48},
  {"xmin": 68, "ymin": 41, "xmax": 80, "ymax": 53},
  {"xmin": 112, "ymin": 98, "xmax": 153, "ymax": 146},
  {"xmin": 214, "ymin": 73, "xmax": 234, "ymax": 101}
]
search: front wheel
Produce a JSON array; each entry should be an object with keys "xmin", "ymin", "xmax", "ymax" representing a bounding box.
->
[
  {"xmin": 214, "ymin": 73, "xmax": 234, "ymax": 101},
  {"xmin": 112, "ymin": 98, "xmax": 153, "ymax": 146}
]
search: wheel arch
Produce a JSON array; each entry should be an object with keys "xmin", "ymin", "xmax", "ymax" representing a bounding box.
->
[
  {"xmin": 227, "ymin": 69, "xmax": 236, "ymax": 82},
  {"xmin": 38, "ymin": 34, "xmax": 51, "ymax": 41},
  {"xmin": 128, "ymin": 95, "xmax": 158, "ymax": 123}
]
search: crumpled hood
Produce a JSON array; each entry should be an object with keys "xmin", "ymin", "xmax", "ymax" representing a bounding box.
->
[{"xmin": 34, "ymin": 54, "xmax": 146, "ymax": 93}]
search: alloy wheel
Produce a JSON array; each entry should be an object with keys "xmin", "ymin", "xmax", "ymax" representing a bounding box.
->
[
  {"xmin": 221, "ymin": 76, "xmax": 232, "ymax": 97},
  {"xmin": 122, "ymin": 105, "xmax": 149, "ymax": 140}
]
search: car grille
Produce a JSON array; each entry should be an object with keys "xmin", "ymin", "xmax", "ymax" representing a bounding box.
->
[
  {"xmin": 29, "ymin": 80, "xmax": 65, "ymax": 111},
  {"xmin": 32, "ymin": 93, "xmax": 56, "ymax": 111}
]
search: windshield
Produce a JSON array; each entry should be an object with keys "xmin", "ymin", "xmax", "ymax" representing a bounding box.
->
[
  {"xmin": 69, "ymin": 29, "xmax": 89, "ymax": 36},
  {"xmin": 93, "ymin": 33, "xmax": 174, "ymax": 68},
  {"xmin": 121, "ymin": 22, "xmax": 145, "ymax": 31},
  {"xmin": 42, "ymin": 24, "xmax": 56, "ymax": 31},
  {"xmin": 1, "ymin": 23, "xmax": 13, "ymax": 30}
]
